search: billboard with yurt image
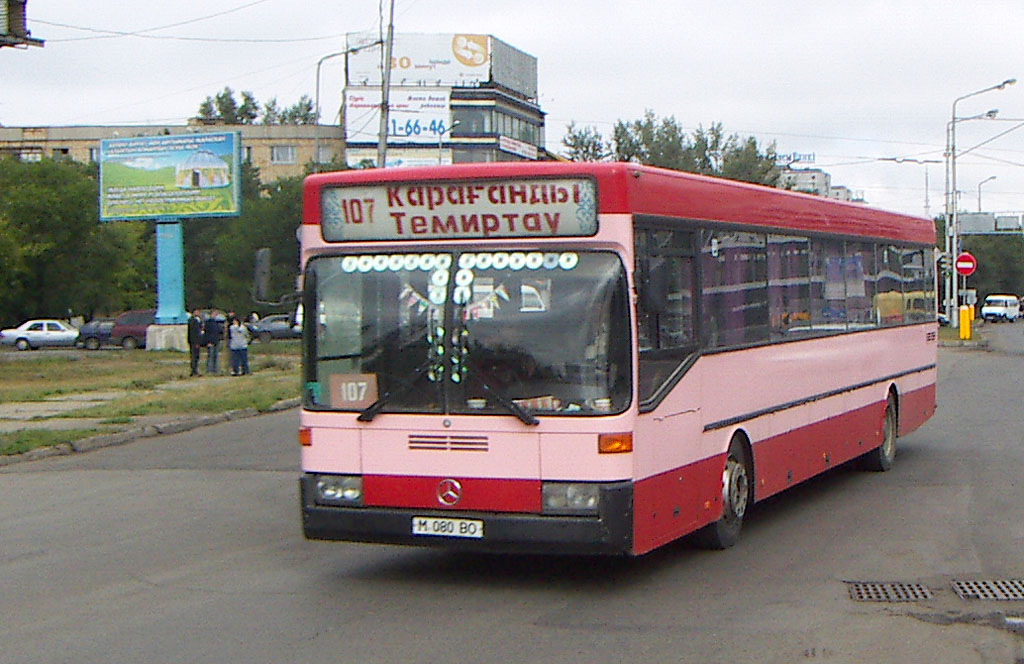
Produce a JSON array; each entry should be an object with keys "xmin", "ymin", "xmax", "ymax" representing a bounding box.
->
[{"xmin": 99, "ymin": 131, "xmax": 241, "ymax": 221}]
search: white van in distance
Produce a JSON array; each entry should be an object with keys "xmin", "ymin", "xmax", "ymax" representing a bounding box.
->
[{"xmin": 980, "ymin": 294, "xmax": 1020, "ymax": 322}]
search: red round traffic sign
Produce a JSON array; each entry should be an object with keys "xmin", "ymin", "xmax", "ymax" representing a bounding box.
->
[{"xmin": 955, "ymin": 251, "xmax": 977, "ymax": 276}]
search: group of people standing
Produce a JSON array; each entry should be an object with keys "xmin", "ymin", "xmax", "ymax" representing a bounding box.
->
[{"xmin": 187, "ymin": 309, "xmax": 252, "ymax": 377}]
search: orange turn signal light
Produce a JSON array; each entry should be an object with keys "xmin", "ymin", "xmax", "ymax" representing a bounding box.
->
[
  {"xmin": 598, "ymin": 432, "xmax": 633, "ymax": 454},
  {"xmin": 298, "ymin": 427, "xmax": 312, "ymax": 447}
]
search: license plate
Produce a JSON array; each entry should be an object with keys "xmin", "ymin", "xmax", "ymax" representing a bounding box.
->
[{"xmin": 412, "ymin": 516, "xmax": 484, "ymax": 539}]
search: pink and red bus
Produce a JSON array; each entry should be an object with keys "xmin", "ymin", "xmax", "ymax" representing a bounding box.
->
[{"xmin": 297, "ymin": 162, "xmax": 936, "ymax": 555}]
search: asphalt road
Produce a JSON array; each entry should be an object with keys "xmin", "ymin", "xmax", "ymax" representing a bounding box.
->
[{"xmin": 2, "ymin": 340, "xmax": 1024, "ymax": 663}]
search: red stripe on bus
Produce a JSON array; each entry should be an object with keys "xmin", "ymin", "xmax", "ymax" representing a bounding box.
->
[
  {"xmin": 363, "ymin": 475, "xmax": 542, "ymax": 512},
  {"xmin": 631, "ymin": 382, "xmax": 935, "ymax": 555}
]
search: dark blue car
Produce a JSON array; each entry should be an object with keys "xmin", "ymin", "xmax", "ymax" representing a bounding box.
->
[{"xmin": 76, "ymin": 318, "xmax": 115, "ymax": 350}]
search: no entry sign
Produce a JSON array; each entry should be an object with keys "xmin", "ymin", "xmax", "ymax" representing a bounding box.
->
[{"xmin": 955, "ymin": 251, "xmax": 977, "ymax": 276}]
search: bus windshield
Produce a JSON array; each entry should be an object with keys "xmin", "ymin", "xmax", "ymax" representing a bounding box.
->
[{"xmin": 304, "ymin": 250, "xmax": 631, "ymax": 418}]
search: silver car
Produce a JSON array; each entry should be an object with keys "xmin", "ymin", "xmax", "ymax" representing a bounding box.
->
[{"xmin": 0, "ymin": 319, "xmax": 80, "ymax": 350}]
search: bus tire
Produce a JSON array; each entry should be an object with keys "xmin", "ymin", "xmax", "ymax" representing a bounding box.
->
[
  {"xmin": 695, "ymin": 435, "xmax": 752, "ymax": 550},
  {"xmin": 861, "ymin": 394, "xmax": 897, "ymax": 472}
]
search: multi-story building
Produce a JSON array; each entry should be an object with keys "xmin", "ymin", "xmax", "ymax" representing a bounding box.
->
[
  {"xmin": 0, "ymin": 123, "xmax": 346, "ymax": 183},
  {"xmin": 777, "ymin": 168, "xmax": 865, "ymax": 204},
  {"xmin": 342, "ymin": 32, "xmax": 545, "ymax": 167},
  {"xmin": 0, "ymin": 33, "xmax": 547, "ymax": 180}
]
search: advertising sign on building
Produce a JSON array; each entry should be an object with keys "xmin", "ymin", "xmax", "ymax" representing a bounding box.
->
[
  {"xmin": 347, "ymin": 32, "xmax": 492, "ymax": 88},
  {"xmin": 345, "ymin": 87, "xmax": 453, "ymax": 145},
  {"xmin": 345, "ymin": 147, "xmax": 450, "ymax": 169},
  {"xmin": 99, "ymin": 132, "xmax": 241, "ymax": 221},
  {"xmin": 498, "ymin": 135, "xmax": 538, "ymax": 160}
]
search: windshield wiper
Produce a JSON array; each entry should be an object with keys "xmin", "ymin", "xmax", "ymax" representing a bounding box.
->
[
  {"xmin": 464, "ymin": 363, "xmax": 539, "ymax": 426},
  {"xmin": 357, "ymin": 360, "xmax": 433, "ymax": 422}
]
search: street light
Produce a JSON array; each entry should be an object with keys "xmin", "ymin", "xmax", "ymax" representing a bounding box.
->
[
  {"xmin": 438, "ymin": 120, "xmax": 461, "ymax": 164},
  {"xmin": 313, "ymin": 40, "xmax": 384, "ymax": 174},
  {"xmin": 314, "ymin": 49, "xmax": 348, "ymax": 174},
  {"xmin": 977, "ymin": 175, "xmax": 997, "ymax": 212},
  {"xmin": 878, "ymin": 157, "xmax": 942, "ymax": 217},
  {"xmin": 945, "ymin": 78, "xmax": 1016, "ymax": 327}
]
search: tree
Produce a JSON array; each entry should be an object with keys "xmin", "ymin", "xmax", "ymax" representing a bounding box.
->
[
  {"xmin": 196, "ymin": 90, "xmax": 317, "ymax": 126},
  {"xmin": 261, "ymin": 98, "xmax": 282, "ymax": 125},
  {"xmin": 280, "ymin": 94, "xmax": 318, "ymax": 125},
  {"xmin": 0, "ymin": 157, "xmax": 153, "ymax": 323},
  {"xmin": 961, "ymin": 233, "xmax": 1024, "ymax": 300},
  {"xmin": 584, "ymin": 110, "xmax": 779, "ymax": 186},
  {"xmin": 561, "ymin": 122, "xmax": 610, "ymax": 161}
]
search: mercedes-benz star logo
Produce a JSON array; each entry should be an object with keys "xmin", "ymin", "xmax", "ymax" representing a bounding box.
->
[{"xmin": 437, "ymin": 478, "xmax": 462, "ymax": 506}]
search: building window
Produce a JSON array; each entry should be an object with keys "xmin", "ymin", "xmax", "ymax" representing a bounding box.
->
[
  {"xmin": 19, "ymin": 149, "xmax": 42, "ymax": 162},
  {"xmin": 270, "ymin": 145, "xmax": 296, "ymax": 164},
  {"xmin": 244, "ymin": 146, "xmax": 253, "ymax": 163},
  {"xmin": 89, "ymin": 147, "xmax": 100, "ymax": 162},
  {"xmin": 452, "ymin": 109, "xmax": 490, "ymax": 134},
  {"xmin": 317, "ymin": 146, "xmax": 333, "ymax": 164}
]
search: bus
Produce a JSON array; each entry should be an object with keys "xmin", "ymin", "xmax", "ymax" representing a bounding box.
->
[{"xmin": 297, "ymin": 162, "xmax": 936, "ymax": 556}]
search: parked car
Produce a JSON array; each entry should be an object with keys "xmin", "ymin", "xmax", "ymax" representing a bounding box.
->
[
  {"xmin": 247, "ymin": 313, "xmax": 302, "ymax": 343},
  {"xmin": 980, "ymin": 294, "xmax": 1019, "ymax": 322},
  {"xmin": 76, "ymin": 318, "xmax": 115, "ymax": 350},
  {"xmin": 0, "ymin": 319, "xmax": 79, "ymax": 350},
  {"xmin": 109, "ymin": 309, "xmax": 156, "ymax": 349}
]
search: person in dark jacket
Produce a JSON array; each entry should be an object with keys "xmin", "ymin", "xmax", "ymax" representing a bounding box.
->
[
  {"xmin": 204, "ymin": 309, "xmax": 225, "ymax": 375},
  {"xmin": 187, "ymin": 309, "xmax": 204, "ymax": 377}
]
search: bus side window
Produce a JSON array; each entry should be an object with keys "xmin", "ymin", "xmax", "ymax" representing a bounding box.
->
[{"xmin": 635, "ymin": 228, "xmax": 696, "ymax": 404}]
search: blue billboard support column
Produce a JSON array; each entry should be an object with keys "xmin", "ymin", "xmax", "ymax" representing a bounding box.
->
[{"xmin": 152, "ymin": 218, "xmax": 189, "ymax": 351}]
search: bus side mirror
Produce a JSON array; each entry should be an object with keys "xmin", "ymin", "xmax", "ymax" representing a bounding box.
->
[
  {"xmin": 641, "ymin": 258, "xmax": 668, "ymax": 315},
  {"xmin": 253, "ymin": 248, "xmax": 271, "ymax": 302}
]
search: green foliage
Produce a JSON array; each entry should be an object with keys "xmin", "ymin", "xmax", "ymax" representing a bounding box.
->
[
  {"xmin": 183, "ymin": 162, "xmax": 302, "ymax": 314},
  {"xmin": 197, "ymin": 88, "xmax": 318, "ymax": 126},
  {"xmin": 562, "ymin": 110, "xmax": 779, "ymax": 186},
  {"xmin": 961, "ymin": 233, "xmax": 1024, "ymax": 299},
  {"xmin": 0, "ymin": 157, "xmax": 153, "ymax": 323},
  {"xmin": 561, "ymin": 121, "xmax": 610, "ymax": 162}
]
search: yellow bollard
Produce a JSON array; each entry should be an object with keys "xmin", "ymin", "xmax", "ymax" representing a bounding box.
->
[{"xmin": 959, "ymin": 306, "xmax": 972, "ymax": 341}]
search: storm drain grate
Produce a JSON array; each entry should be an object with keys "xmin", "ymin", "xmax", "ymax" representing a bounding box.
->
[
  {"xmin": 846, "ymin": 582, "xmax": 933, "ymax": 602},
  {"xmin": 952, "ymin": 580, "xmax": 1024, "ymax": 601}
]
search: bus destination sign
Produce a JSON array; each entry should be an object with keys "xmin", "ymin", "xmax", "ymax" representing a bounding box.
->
[{"xmin": 320, "ymin": 178, "xmax": 598, "ymax": 242}]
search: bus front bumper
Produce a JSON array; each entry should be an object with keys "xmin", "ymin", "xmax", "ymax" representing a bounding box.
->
[{"xmin": 300, "ymin": 476, "xmax": 634, "ymax": 556}]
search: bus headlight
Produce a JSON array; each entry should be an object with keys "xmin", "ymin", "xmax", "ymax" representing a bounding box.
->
[
  {"xmin": 315, "ymin": 475, "xmax": 363, "ymax": 506},
  {"xmin": 542, "ymin": 482, "xmax": 600, "ymax": 515}
]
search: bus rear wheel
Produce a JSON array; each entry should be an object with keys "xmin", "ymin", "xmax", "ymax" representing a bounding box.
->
[
  {"xmin": 695, "ymin": 435, "xmax": 752, "ymax": 550},
  {"xmin": 861, "ymin": 395, "xmax": 897, "ymax": 472}
]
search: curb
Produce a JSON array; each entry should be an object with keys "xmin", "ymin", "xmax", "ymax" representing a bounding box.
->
[{"xmin": 0, "ymin": 397, "xmax": 301, "ymax": 467}]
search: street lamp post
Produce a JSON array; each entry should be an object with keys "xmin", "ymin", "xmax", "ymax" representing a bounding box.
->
[
  {"xmin": 437, "ymin": 120, "xmax": 461, "ymax": 164},
  {"xmin": 878, "ymin": 157, "xmax": 941, "ymax": 217},
  {"xmin": 977, "ymin": 175, "xmax": 997, "ymax": 212},
  {"xmin": 945, "ymin": 78, "xmax": 1016, "ymax": 327},
  {"xmin": 312, "ymin": 39, "xmax": 384, "ymax": 174},
  {"xmin": 314, "ymin": 49, "xmax": 348, "ymax": 174}
]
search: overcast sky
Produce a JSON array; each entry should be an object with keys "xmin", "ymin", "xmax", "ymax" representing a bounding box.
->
[{"xmin": 5, "ymin": 0, "xmax": 1024, "ymax": 218}]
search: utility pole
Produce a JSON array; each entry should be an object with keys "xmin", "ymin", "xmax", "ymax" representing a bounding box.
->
[{"xmin": 376, "ymin": 0, "xmax": 395, "ymax": 168}]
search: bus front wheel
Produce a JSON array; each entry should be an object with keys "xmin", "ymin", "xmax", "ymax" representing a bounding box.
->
[{"xmin": 695, "ymin": 435, "xmax": 752, "ymax": 550}]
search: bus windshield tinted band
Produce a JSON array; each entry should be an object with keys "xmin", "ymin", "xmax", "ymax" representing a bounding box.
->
[{"xmin": 303, "ymin": 250, "xmax": 631, "ymax": 418}]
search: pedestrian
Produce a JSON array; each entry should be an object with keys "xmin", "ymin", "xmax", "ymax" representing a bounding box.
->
[
  {"xmin": 204, "ymin": 309, "xmax": 225, "ymax": 375},
  {"xmin": 227, "ymin": 315, "xmax": 251, "ymax": 376},
  {"xmin": 187, "ymin": 308, "xmax": 204, "ymax": 377}
]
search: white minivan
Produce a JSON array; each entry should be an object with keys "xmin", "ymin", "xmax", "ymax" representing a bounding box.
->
[{"xmin": 980, "ymin": 294, "xmax": 1020, "ymax": 322}]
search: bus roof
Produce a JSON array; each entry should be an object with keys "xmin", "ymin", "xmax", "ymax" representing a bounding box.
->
[{"xmin": 303, "ymin": 162, "xmax": 936, "ymax": 245}]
